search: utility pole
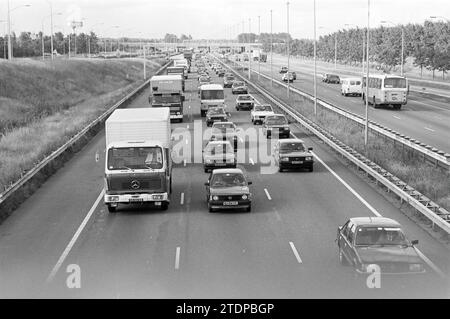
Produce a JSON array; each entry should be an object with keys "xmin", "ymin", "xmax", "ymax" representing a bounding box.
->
[
  {"xmin": 270, "ymin": 9, "xmax": 273, "ymax": 87},
  {"xmin": 7, "ymin": 0, "xmax": 11, "ymax": 60},
  {"xmin": 365, "ymin": 0, "xmax": 370, "ymax": 148},
  {"xmin": 248, "ymin": 18, "xmax": 251, "ymax": 79},
  {"xmin": 287, "ymin": 1, "xmax": 290, "ymax": 98},
  {"xmin": 258, "ymin": 15, "xmax": 260, "ymax": 80},
  {"xmin": 313, "ymin": 0, "xmax": 317, "ymax": 115}
]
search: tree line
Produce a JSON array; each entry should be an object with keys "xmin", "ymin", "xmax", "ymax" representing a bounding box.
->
[{"xmin": 238, "ymin": 21, "xmax": 450, "ymax": 79}]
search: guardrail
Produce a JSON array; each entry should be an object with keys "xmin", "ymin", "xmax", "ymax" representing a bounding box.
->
[
  {"xmin": 217, "ymin": 56, "xmax": 450, "ymax": 236},
  {"xmin": 231, "ymin": 59, "xmax": 450, "ymax": 169},
  {"xmin": 0, "ymin": 60, "xmax": 172, "ymax": 221}
]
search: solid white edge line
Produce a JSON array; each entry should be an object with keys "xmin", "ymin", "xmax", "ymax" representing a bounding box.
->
[
  {"xmin": 289, "ymin": 242, "xmax": 303, "ymax": 264},
  {"xmin": 175, "ymin": 247, "xmax": 181, "ymax": 270},
  {"xmin": 290, "ymin": 132, "xmax": 445, "ymax": 278},
  {"xmin": 180, "ymin": 192, "xmax": 185, "ymax": 205},
  {"xmin": 264, "ymin": 188, "xmax": 272, "ymax": 201},
  {"xmin": 46, "ymin": 189, "xmax": 105, "ymax": 283}
]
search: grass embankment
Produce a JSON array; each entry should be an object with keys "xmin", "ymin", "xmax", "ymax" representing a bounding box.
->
[
  {"xmin": 0, "ymin": 57, "xmax": 166, "ymax": 191},
  {"xmin": 230, "ymin": 62, "xmax": 450, "ymax": 213}
]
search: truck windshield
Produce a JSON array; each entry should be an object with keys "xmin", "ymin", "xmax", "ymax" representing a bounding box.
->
[
  {"xmin": 201, "ymin": 90, "xmax": 224, "ymax": 100},
  {"xmin": 384, "ymin": 78, "xmax": 407, "ymax": 88},
  {"xmin": 167, "ymin": 68, "xmax": 184, "ymax": 74},
  {"xmin": 108, "ymin": 147, "xmax": 163, "ymax": 170},
  {"xmin": 152, "ymin": 95, "xmax": 181, "ymax": 104}
]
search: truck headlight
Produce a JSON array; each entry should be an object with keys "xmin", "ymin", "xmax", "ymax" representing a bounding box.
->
[
  {"xmin": 242, "ymin": 194, "xmax": 248, "ymax": 200},
  {"xmin": 281, "ymin": 157, "xmax": 289, "ymax": 162},
  {"xmin": 409, "ymin": 264, "xmax": 423, "ymax": 272},
  {"xmin": 212, "ymin": 195, "xmax": 219, "ymax": 201}
]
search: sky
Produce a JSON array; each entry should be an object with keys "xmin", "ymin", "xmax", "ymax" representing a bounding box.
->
[{"xmin": 1, "ymin": 0, "xmax": 449, "ymax": 39}]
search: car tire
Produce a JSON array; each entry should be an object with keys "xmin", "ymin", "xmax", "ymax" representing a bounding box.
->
[
  {"xmin": 339, "ymin": 248, "xmax": 349, "ymax": 266},
  {"xmin": 107, "ymin": 205, "xmax": 117, "ymax": 213},
  {"xmin": 309, "ymin": 166, "xmax": 314, "ymax": 172},
  {"xmin": 246, "ymin": 204, "xmax": 251, "ymax": 212},
  {"xmin": 204, "ymin": 168, "xmax": 209, "ymax": 173},
  {"xmin": 278, "ymin": 166, "xmax": 283, "ymax": 172},
  {"xmin": 161, "ymin": 202, "xmax": 169, "ymax": 211},
  {"xmin": 208, "ymin": 205, "xmax": 214, "ymax": 213}
]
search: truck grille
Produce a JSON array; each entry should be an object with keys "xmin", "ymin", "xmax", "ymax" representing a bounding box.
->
[{"xmin": 109, "ymin": 177, "xmax": 162, "ymax": 192}]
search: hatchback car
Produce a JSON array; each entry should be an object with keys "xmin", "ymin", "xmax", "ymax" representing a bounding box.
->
[
  {"xmin": 203, "ymin": 140, "xmax": 236, "ymax": 172},
  {"xmin": 279, "ymin": 66, "xmax": 288, "ymax": 73},
  {"xmin": 206, "ymin": 107, "xmax": 228, "ymax": 126},
  {"xmin": 337, "ymin": 217, "xmax": 425, "ymax": 275},
  {"xmin": 273, "ymin": 139, "xmax": 314, "ymax": 172},
  {"xmin": 323, "ymin": 73, "xmax": 340, "ymax": 84},
  {"xmin": 262, "ymin": 114, "xmax": 290, "ymax": 138},
  {"xmin": 282, "ymin": 72, "xmax": 295, "ymax": 82},
  {"xmin": 251, "ymin": 104, "xmax": 274, "ymax": 125},
  {"xmin": 231, "ymin": 81, "xmax": 248, "ymax": 94},
  {"xmin": 210, "ymin": 122, "xmax": 239, "ymax": 151},
  {"xmin": 223, "ymin": 75, "xmax": 235, "ymax": 88},
  {"xmin": 235, "ymin": 94, "xmax": 255, "ymax": 111},
  {"xmin": 204, "ymin": 168, "xmax": 252, "ymax": 212}
]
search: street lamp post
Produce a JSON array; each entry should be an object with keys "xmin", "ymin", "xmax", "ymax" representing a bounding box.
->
[
  {"xmin": 42, "ymin": 12, "xmax": 62, "ymax": 60},
  {"xmin": 313, "ymin": 0, "xmax": 317, "ymax": 115},
  {"xmin": 7, "ymin": 2, "xmax": 31, "ymax": 60},
  {"xmin": 287, "ymin": 1, "xmax": 290, "ymax": 98},
  {"xmin": 380, "ymin": 20, "xmax": 404, "ymax": 76},
  {"xmin": 270, "ymin": 9, "xmax": 273, "ymax": 88},
  {"xmin": 258, "ymin": 15, "xmax": 260, "ymax": 81},
  {"xmin": 364, "ymin": 0, "xmax": 370, "ymax": 148},
  {"xmin": 248, "ymin": 18, "xmax": 251, "ymax": 79}
]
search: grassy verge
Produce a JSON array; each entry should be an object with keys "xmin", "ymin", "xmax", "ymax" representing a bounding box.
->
[
  {"xmin": 229, "ymin": 61, "xmax": 450, "ymax": 212},
  {"xmin": 0, "ymin": 58, "xmax": 166, "ymax": 191}
]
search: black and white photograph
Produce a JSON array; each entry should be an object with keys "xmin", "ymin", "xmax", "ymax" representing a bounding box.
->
[{"xmin": 0, "ymin": 0, "xmax": 449, "ymax": 306}]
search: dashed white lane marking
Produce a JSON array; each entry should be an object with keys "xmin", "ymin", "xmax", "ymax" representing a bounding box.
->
[
  {"xmin": 274, "ymin": 208, "xmax": 282, "ymax": 221},
  {"xmin": 392, "ymin": 115, "xmax": 401, "ymax": 120},
  {"xmin": 180, "ymin": 192, "xmax": 185, "ymax": 205},
  {"xmin": 249, "ymin": 158, "xmax": 255, "ymax": 165},
  {"xmin": 175, "ymin": 247, "xmax": 181, "ymax": 270},
  {"xmin": 46, "ymin": 189, "xmax": 105, "ymax": 283},
  {"xmin": 264, "ymin": 188, "xmax": 272, "ymax": 201},
  {"xmin": 424, "ymin": 127, "xmax": 435, "ymax": 132},
  {"xmin": 289, "ymin": 242, "xmax": 303, "ymax": 264}
]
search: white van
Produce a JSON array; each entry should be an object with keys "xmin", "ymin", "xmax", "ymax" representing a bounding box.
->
[{"xmin": 341, "ymin": 77, "xmax": 362, "ymax": 96}]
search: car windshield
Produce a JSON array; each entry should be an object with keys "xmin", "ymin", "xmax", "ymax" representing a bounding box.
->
[
  {"xmin": 226, "ymin": 76, "xmax": 234, "ymax": 80},
  {"xmin": 208, "ymin": 107, "xmax": 226, "ymax": 115},
  {"xmin": 239, "ymin": 95, "xmax": 252, "ymax": 101},
  {"xmin": 107, "ymin": 147, "xmax": 163, "ymax": 170},
  {"xmin": 266, "ymin": 116, "xmax": 287, "ymax": 125},
  {"xmin": 211, "ymin": 173, "xmax": 246, "ymax": 187},
  {"xmin": 233, "ymin": 82, "xmax": 244, "ymax": 87},
  {"xmin": 384, "ymin": 78, "xmax": 407, "ymax": 88},
  {"xmin": 329, "ymin": 75, "xmax": 339, "ymax": 80},
  {"xmin": 280, "ymin": 142, "xmax": 306, "ymax": 153},
  {"xmin": 204, "ymin": 143, "xmax": 233, "ymax": 155},
  {"xmin": 213, "ymin": 123, "xmax": 235, "ymax": 130},
  {"xmin": 201, "ymin": 89, "xmax": 224, "ymax": 100},
  {"xmin": 355, "ymin": 227, "xmax": 409, "ymax": 246},
  {"xmin": 255, "ymin": 104, "xmax": 273, "ymax": 112}
]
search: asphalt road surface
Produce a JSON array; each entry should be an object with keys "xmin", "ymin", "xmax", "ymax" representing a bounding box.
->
[
  {"xmin": 0, "ymin": 60, "xmax": 449, "ymax": 298},
  {"xmin": 236, "ymin": 54, "xmax": 450, "ymax": 153}
]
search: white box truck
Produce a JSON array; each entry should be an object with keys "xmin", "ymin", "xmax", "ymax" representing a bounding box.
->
[
  {"xmin": 173, "ymin": 58, "xmax": 189, "ymax": 77},
  {"xmin": 149, "ymin": 74, "xmax": 184, "ymax": 122},
  {"xmin": 104, "ymin": 108, "xmax": 172, "ymax": 212}
]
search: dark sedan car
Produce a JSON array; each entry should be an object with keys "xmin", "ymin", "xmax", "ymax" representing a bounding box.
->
[
  {"xmin": 206, "ymin": 107, "xmax": 228, "ymax": 127},
  {"xmin": 323, "ymin": 73, "xmax": 340, "ymax": 84},
  {"xmin": 337, "ymin": 217, "xmax": 425, "ymax": 275},
  {"xmin": 205, "ymin": 168, "xmax": 252, "ymax": 212},
  {"xmin": 273, "ymin": 138, "xmax": 314, "ymax": 172}
]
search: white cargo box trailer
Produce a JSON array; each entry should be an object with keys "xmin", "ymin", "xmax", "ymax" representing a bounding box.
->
[{"xmin": 105, "ymin": 108, "xmax": 171, "ymax": 147}]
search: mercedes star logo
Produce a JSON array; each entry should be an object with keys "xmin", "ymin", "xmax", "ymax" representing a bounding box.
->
[{"xmin": 131, "ymin": 180, "xmax": 140, "ymax": 189}]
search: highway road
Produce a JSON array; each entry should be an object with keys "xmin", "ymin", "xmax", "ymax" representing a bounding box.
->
[
  {"xmin": 237, "ymin": 54, "xmax": 450, "ymax": 153},
  {"xmin": 0, "ymin": 59, "xmax": 449, "ymax": 298}
]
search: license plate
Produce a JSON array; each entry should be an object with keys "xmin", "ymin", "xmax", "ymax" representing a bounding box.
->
[
  {"xmin": 223, "ymin": 201, "xmax": 238, "ymax": 206},
  {"xmin": 129, "ymin": 198, "xmax": 143, "ymax": 203},
  {"xmin": 292, "ymin": 161, "xmax": 303, "ymax": 164}
]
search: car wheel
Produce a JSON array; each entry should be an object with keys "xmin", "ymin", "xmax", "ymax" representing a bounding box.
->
[
  {"xmin": 278, "ymin": 166, "xmax": 283, "ymax": 172},
  {"xmin": 339, "ymin": 248, "xmax": 349, "ymax": 266},
  {"xmin": 309, "ymin": 166, "xmax": 314, "ymax": 172},
  {"xmin": 373, "ymin": 96, "xmax": 379, "ymax": 108},
  {"xmin": 107, "ymin": 205, "xmax": 117, "ymax": 213},
  {"xmin": 208, "ymin": 205, "xmax": 214, "ymax": 213},
  {"xmin": 246, "ymin": 204, "xmax": 251, "ymax": 212},
  {"xmin": 161, "ymin": 202, "xmax": 169, "ymax": 211},
  {"xmin": 204, "ymin": 168, "xmax": 209, "ymax": 173}
]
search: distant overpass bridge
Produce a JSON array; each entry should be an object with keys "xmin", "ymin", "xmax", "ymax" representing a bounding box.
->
[{"xmin": 117, "ymin": 41, "xmax": 263, "ymax": 53}]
